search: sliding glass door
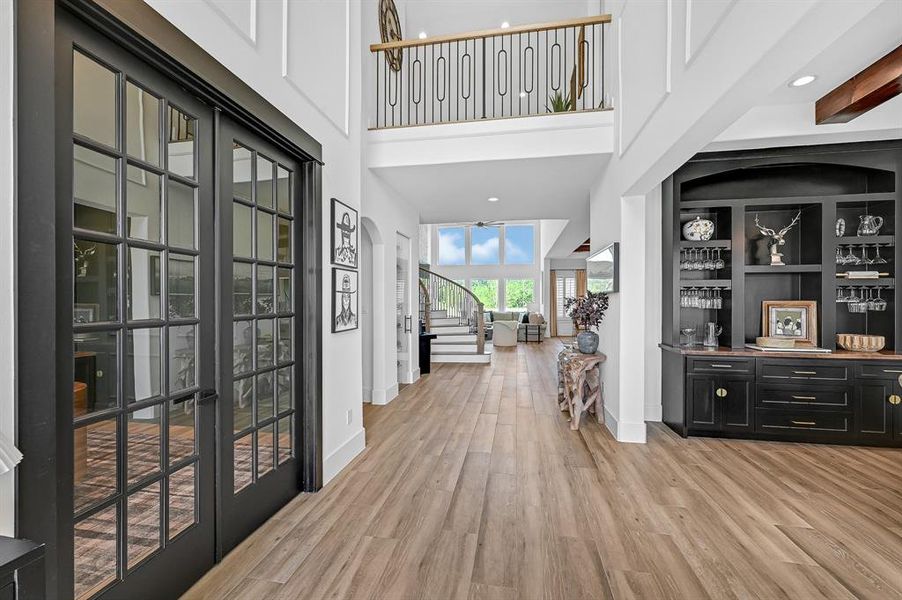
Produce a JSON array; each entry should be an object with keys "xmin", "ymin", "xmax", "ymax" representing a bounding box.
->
[{"xmin": 217, "ymin": 116, "xmax": 303, "ymax": 554}]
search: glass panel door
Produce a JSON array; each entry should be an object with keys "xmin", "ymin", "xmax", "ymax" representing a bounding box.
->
[
  {"xmin": 64, "ymin": 14, "xmax": 216, "ymax": 599},
  {"xmin": 217, "ymin": 116, "xmax": 302, "ymax": 554},
  {"xmin": 397, "ymin": 233, "xmax": 412, "ymax": 383}
]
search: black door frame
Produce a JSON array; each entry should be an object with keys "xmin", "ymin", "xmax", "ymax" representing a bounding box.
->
[{"xmin": 15, "ymin": 1, "xmax": 324, "ymax": 598}]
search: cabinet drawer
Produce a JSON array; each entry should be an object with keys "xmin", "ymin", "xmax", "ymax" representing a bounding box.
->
[
  {"xmin": 758, "ymin": 360, "xmax": 848, "ymax": 382},
  {"xmin": 688, "ymin": 357, "xmax": 753, "ymax": 374},
  {"xmin": 756, "ymin": 410, "xmax": 852, "ymax": 434},
  {"xmin": 856, "ymin": 364, "xmax": 902, "ymax": 380},
  {"xmin": 756, "ymin": 385, "xmax": 851, "ymax": 410}
]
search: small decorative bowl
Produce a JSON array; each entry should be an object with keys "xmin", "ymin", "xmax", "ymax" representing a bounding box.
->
[
  {"xmin": 755, "ymin": 336, "xmax": 795, "ymax": 349},
  {"xmin": 836, "ymin": 334, "xmax": 885, "ymax": 353},
  {"xmin": 682, "ymin": 217, "xmax": 715, "ymax": 242}
]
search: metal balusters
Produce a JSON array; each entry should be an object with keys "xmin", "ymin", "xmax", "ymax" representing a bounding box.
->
[{"xmin": 370, "ymin": 16, "xmax": 611, "ymax": 128}]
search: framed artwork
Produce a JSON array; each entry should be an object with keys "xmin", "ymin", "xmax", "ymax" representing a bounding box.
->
[
  {"xmin": 74, "ymin": 303, "xmax": 99, "ymax": 324},
  {"xmin": 331, "ymin": 198, "xmax": 358, "ymax": 269},
  {"xmin": 761, "ymin": 300, "xmax": 818, "ymax": 346},
  {"xmin": 332, "ymin": 267, "xmax": 359, "ymax": 333}
]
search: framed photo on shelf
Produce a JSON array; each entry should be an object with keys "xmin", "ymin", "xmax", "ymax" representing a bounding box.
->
[
  {"xmin": 331, "ymin": 198, "xmax": 358, "ymax": 268},
  {"xmin": 761, "ymin": 300, "xmax": 818, "ymax": 346},
  {"xmin": 332, "ymin": 267, "xmax": 359, "ymax": 333}
]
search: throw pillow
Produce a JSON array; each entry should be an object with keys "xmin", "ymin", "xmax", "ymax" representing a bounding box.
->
[
  {"xmin": 529, "ymin": 313, "xmax": 545, "ymax": 325},
  {"xmin": 520, "ymin": 312, "xmax": 529, "ymax": 324}
]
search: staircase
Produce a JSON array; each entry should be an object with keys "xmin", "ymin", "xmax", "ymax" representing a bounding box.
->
[{"xmin": 420, "ymin": 267, "xmax": 491, "ymax": 364}]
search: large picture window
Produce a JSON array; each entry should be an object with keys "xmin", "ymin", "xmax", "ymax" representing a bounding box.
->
[
  {"xmin": 437, "ymin": 226, "xmax": 466, "ymax": 265},
  {"xmin": 469, "ymin": 279, "xmax": 498, "ymax": 310},
  {"xmin": 504, "ymin": 225, "xmax": 534, "ymax": 264},
  {"xmin": 505, "ymin": 279, "xmax": 535, "ymax": 311},
  {"xmin": 470, "ymin": 226, "xmax": 500, "ymax": 265}
]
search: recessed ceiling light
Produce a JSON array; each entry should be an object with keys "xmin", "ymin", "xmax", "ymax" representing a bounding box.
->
[
  {"xmin": 418, "ymin": 31, "xmax": 427, "ymax": 39},
  {"xmin": 789, "ymin": 75, "xmax": 816, "ymax": 87},
  {"xmin": 500, "ymin": 21, "xmax": 510, "ymax": 29},
  {"xmin": 487, "ymin": 197, "xmax": 500, "ymax": 203}
]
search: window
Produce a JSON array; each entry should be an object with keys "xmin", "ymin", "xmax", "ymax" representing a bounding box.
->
[
  {"xmin": 505, "ymin": 279, "xmax": 535, "ymax": 311},
  {"xmin": 470, "ymin": 279, "xmax": 498, "ymax": 310},
  {"xmin": 437, "ymin": 226, "xmax": 466, "ymax": 265},
  {"xmin": 556, "ymin": 275, "xmax": 576, "ymax": 318},
  {"xmin": 504, "ymin": 225, "xmax": 534, "ymax": 264},
  {"xmin": 470, "ymin": 226, "xmax": 500, "ymax": 265}
]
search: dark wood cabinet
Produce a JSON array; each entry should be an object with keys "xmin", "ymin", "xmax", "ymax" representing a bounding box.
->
[
  {"xmin": 670, "ymin": 350, "xmax": 902, "ymax": 447},
  {"xmin": 687, "ymin": 373, "xmax": 752, "ymax": 433},
  {"xmin": 662, "ymin": 140, "xmax": 902, "ymax": 448}
]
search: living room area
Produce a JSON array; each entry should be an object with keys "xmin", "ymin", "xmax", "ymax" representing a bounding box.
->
[{"xmin": 421, "ymin": 221, "xmax": 561, "ymax": 355}]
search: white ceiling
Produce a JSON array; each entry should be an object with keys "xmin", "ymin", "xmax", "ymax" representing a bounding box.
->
[
  {"xmin": 400, "ymin": 1, "xmax": 600, "ymax": 38},
  {"xmin": 763, "ymin": 0, "xmax": 902, "ymax": 106},
  {"xmin": 373, "ymin": 153, "xmax": 605, "ymax": 224}
]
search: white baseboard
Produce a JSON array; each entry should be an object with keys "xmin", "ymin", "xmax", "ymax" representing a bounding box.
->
[
  {"xmin": 371, "ymin": 383, "xmax": 399, "ymax": 406},
  {"xmin": 323, "ymin": 427, "xmax": 366, "ymax": 484},
  {"xmin": 644, "ymin": 403, "xmax": 662, "ymax": 422},
  {"xmin": 412, "ymin": 368, "xmax": 420, "ymax": 382},
  {"xmin": 604, "ymin": 407, "xmax": 647, "ymax": 443}
]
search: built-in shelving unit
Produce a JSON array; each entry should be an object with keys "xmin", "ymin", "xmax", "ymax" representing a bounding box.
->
[{"xmin": 660, "ymin": 141, "xmax": 902, "ymax": 447}]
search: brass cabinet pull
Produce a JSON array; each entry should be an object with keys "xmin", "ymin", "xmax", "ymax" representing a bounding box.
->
[
  {"xmin": 792, "ymin": 371, "xmax": 817, "ymax": 375},
  {"xmin": 791, "ymin": 420, "xmax": 816, "ymax": 426},
  {"xmin": 715, "ymin": 388, "xmax": 728, "ymax": 398},
  {"xmin": 889, "ymin": 395, "xmax": 902, "ymax": 406},
  {"xmin": 791, "ymin": 395, "xmax": 816, "ymax": 401},
  {"xmin": 709, "ymin": 364, "xmax": 733, "ymax": 369}
]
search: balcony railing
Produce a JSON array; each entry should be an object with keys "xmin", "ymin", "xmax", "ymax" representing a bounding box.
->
[{"xmin": 370, "ymin": 15, "xmax": 611, "ymax": 129}]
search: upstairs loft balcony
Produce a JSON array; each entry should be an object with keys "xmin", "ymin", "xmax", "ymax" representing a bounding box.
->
[{"xmin": 370, "ymin": 15, "xmax": 612, "ymax": 130}]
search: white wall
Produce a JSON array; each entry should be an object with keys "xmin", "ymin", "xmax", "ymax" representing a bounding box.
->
[
  {"xmin": 0, "ymin": 0, "xmax": 16, "ymax": 536},
  {"xmin": 360, "ymin": 225, "xmax": 374, "ymax": 403},
  {"xmin": 361, "ymin": 173, "xmax": 420, "ymax": 403},
  {"xmin": 145, "ymin": 0, "xmax": 367, "ymax": 483}
]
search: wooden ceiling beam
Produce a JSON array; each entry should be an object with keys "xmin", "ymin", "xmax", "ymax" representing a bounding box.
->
[{"xmin": 816, "ymin": 44, "xmax": 902, "ymax": 125}]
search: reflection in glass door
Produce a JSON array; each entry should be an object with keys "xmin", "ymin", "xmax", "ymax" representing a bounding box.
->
[
  {"xmin": 68, "ymin": 33, "xmax": 214, "ymax": 599},
  {"xmin": 218, "ymin": 116, "xmax": 301, "ymax": 553}
]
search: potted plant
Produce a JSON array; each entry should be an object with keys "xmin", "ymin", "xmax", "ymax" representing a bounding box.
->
[
  {"xmin": 564, "ymin": 291, "xmax": 609, "ymax": 354},
  {"xmin": 546, "ymin": 89, "xmax": 572, "ymax": 113}
]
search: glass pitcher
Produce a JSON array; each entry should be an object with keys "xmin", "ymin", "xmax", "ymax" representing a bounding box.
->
[
  {"xmin": 857, "ymin": 215, "xmax": 884, "ymax": 236},
  {"xmin": 703, "ymin": 323, "xmax": 722, "ymax": 348}
]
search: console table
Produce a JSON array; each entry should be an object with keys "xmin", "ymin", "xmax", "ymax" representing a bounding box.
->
[{"xmin": 558, "ymin": 349, "xmax": 606, "ymax": 430}]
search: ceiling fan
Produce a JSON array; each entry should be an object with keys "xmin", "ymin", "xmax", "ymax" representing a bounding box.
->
[{"xmin": 473, "ymin": 220, "xmax": 503, "ymax": 228}]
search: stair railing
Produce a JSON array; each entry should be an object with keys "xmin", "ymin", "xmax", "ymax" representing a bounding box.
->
[
  {"xmin": 419, "ymin": 266, "xmax": 485, "ymax": 355},
  {"xmin": 418, "ymin": 278, "xmax": 431, "ymax": 332}
]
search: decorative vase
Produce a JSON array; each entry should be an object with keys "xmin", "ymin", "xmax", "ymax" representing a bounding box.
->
[
  {"xmin": 682, "ymin": 217, "xmax": 715, "ymax": 241},
  {"xmin": 576, "ymin": 330, "xmax": 599, "ymax": 354}
]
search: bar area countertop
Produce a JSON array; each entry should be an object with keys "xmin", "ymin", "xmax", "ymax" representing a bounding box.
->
[{"xmin": 659, "ymin": 343, "xmax": 902, "ymax": 361}]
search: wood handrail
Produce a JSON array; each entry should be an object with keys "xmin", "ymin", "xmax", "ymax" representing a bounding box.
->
[
  {"xmin": 369, "ymin": 14, "xmax": 611, "ymax": 52},
  {"xmin": 419, "ymin": 266, "xmax": 483, "ymax": 311}
]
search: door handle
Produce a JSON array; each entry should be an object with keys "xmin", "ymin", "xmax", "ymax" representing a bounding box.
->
[
  {"xmin": 715, "ymin": 387, "xmax": 727, "ymax": 398},
  {"xmin": 199, "ymin": 388, "xmax": 218, "ymax": 405},
  {"xmin": 889, "ymin": 394, "xmax": 902, "ymax": 406}
]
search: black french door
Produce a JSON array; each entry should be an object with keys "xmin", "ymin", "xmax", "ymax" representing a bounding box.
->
[
  {"xmin": 58, "ymin": 9, "xmax": 217, "ymax": 600},
  {"xmin": 217, "ymin": 116, "xmax": 303, "ymax": 554}
]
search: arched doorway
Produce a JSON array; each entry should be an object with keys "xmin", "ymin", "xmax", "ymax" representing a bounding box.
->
[{"xmin": 360, "ymin": 217, "xmax": 386, "ymax": 404}]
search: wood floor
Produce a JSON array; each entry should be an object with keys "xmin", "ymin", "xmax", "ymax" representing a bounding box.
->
[{"xmin": 182, "ymin": 340, "xmax": 902, "ymax": 600}]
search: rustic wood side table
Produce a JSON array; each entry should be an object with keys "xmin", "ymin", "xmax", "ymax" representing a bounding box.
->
[{"xmin": 557, "ymin": 348, "xmax": 606, "ymax": 430}]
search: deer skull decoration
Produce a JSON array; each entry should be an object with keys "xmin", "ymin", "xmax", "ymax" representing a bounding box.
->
[{"xmin": 754, "ymin": 210, "xmax": 802, "ymax": 266}]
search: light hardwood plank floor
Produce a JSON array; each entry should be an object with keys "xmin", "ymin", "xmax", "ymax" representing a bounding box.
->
[{"xmin": 182, "ymin": 340, "xmax": 902, "ymax": 600}]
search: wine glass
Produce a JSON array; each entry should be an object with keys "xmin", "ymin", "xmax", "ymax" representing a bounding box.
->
[
  {"xmin": 714, "ymin": 248, "xmax": 725, "ymax": 270},
  {"xmin": 873, "ymin": 243, "xmax": 888, "ymax": 265},
  {"xmin": 681, "ymin": 327, "xmax": 697, "ymax": 347}
]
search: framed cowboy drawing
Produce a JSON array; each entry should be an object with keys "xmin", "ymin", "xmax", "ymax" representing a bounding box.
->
[
  {"xmin": 331, "ymin": 198, "xmax": 358, "ymax": 268},
  {"xmin": 332, "ymin": 267, "xmax": 359, "ymax": 333}
]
